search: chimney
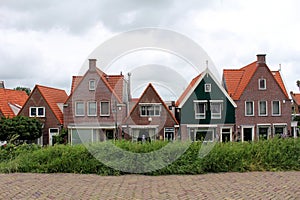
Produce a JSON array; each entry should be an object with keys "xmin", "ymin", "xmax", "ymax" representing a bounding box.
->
[
  {"xmin": 0, "ymin": 81, "xmax": 4, "ymax": 88},
  {"xmin": 89, "ymin": 59, "xmax": 97, "ymax": 71},
  {"xmin": 256, "ymin": 54, "xmax": 266, "ymax": 65}
]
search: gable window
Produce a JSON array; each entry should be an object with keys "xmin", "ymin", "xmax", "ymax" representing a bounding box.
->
[
  {"xmin": 259, "ymin": 78, "xmax": 266, "ymax": 90},
  {"xmin": 204, "ymin": 84, "xmax": 211, "ymax": 92},
  {"xmin": 100, "ymin": 101, "xmax": 110, "ymax": 116},
  {"xmin": 194, "ymin": 100, "xmax": 207, "ymax": 119},
  {"xmin": 272, "ymin": 100, "xmax": 281, "ymax": 116},
  {"xmin": 75, "ymin": 102, "xmax": 85, "ymax": 116},
  {"xmin": 29, "ymin": 107, "xmax": 45, "ymax": 117},
  {"xmin": 210, "ymin": 100, "xmax": 223, "ymax": 119},
  {"xmin": 89, "ymin": 80, "xmax": 95, "ymax": 91},
  {"xmin": 88, "ymin": 101, "xmax": 97, "ymax": 116},
  {"xmin": 245, "ymin": 101, "xmax": 254, "ymax": 116},
  {"xmin": 140, "ymin": 103, "xmax": 161, "ymax": 117},
  {"xmin": 259, "ymin": 101, "xmax": 268, "ymax": 116}
]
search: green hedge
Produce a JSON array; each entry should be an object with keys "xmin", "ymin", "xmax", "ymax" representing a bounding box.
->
[{"xmin": 0, "ymin": 138, "xmax": 299, "ymax": 175}]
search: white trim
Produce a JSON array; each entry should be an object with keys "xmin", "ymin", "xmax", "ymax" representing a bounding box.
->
[
  {"xmin": 139, "ymin": 103, "xmax": 162, "ymax": 105},
  {"xmin": 140, "ymin": 104, "xmax": 161, "ymax": 117},
  {"xmin": 177, "ymin": 69, "xmax": 237, "ymax": 108},
  {"xmin": 49, "ymin": 128, "xmax": 59, "ymax": 146},
  {"xmin": 220, "ymin": 126, "xmax": 233, "ymax": 142},
  {"xmin": 241, "ymin": 125, "xmax": 255, "ymax": 142},
  {"xmin": 210, "ymin": 101, "xmax": 222, "ymax": 119},
  {"xmin": 258, "ymin": 101, "xmax": 268, "ymax": 116},
  {"xmin": 257, "ymin": 123, "xmax": 271, "ymax": 126},
  {"xmin": 75, "ymin": 101, "xmax": 85, "ymax": 116},
  {"xmin": 128, "ymin": 125, "xmax": 159, "ymax": 129},
  {"xmin": 204, "ymin": 83, "xmax": 211, "ymax": 92},
  {"xmin": 186, "ymin": 124, "xmax": 218, "ymax": 128},
  {"xmin": 164, "ymin": 127, "xmax": 175, "ymax": 141},
  {"xmin": 257, "ymin": 124, "xmax": 271, "ymax": 140},
  {"xmin": 272, "ymin": 100, "xmax": 281, "ymax": 116},
  {"xmin": 273, "ymin": 123, "xmax": 287, "ymax": 126},
  {"xmin": 89, "ymin": 79, "xmax": 96, "ymax": 91},
  {"xmin": 194, "ymin": 101, "xmax": 206, "ymax": 119},
  {"xmin": 100, "ymin": 101, "xmax": 110, "ymax": 116},
  {"xmin": 87, "ymin": 101, "xmax": 97, "ymax": 116},
  {"xmin": 29, "ymin": 107, "xmax": 45, "ymax": 117},
  {"xmin": 258, "ymin": 78, "xmax": 267, "ymax": 90},
  {"xmin": 245, "ymin": 101, "xmax": 254, "ymax": 116},
  {"xmin": 68, "ymin": 125, "xmax": 115, "ymax": 129}
]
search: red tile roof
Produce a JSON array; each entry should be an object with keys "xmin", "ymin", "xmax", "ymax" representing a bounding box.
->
[
  {"xmin": 69, "ymin": 69, "xmax": 125, "ymax": 103},
  {"xmin": 223, "ymin": 61, "xmax": 289, "ymax": 100},
  {"xmin": 0, "ymin": 88, "xmax": 28, "ymax": 117},
  {"xmin": 175, "ymin": 73, "xmax": 202, "ymax": 107},
  {"xmin": 35, "ymin": 85, "xmax": 68, "ymax": 124},
  {"xmin": 291, "ymin": 92, "xmax": 300, "ymax": 105}
]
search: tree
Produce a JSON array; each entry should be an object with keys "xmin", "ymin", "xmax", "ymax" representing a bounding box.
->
[
  {"xmin": 297, "ymin": 80, "xmax": 300, "ymax": 91},
  {"xmin": 0, "ymin": 116, "xmax": 42, "ymax": 143},
  {"xmin": 13, "ymin": 86, "xmax": 31, "ymax": 95}
]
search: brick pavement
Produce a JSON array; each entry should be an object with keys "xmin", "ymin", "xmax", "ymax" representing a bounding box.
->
[{"xmin": 0, "ymin": 172, "xmax": 299, "ymax": 199}]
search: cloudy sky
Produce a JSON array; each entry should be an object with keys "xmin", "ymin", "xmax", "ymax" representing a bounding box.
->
[{"xmin": 1, "ymin": 0, "xmax": 300, "ymax": 99}]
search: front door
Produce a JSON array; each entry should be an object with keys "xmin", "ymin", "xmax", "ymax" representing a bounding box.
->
[
  {"xmin": 243, "ymin": 128, "xmax": 253, "ymax": 142},
  {"xmin": 49, "ymin": 128, "xmax": 59, "ymax": 146}
]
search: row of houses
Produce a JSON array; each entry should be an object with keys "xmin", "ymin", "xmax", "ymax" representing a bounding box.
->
[{"xmin": 1, "ymin": 54, "xmax": 299, "ymax": 145}]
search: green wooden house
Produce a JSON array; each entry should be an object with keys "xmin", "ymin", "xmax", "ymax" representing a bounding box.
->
[{"xmin": 175, "ymin": 68, "xmax": 236, "ymax": 142}]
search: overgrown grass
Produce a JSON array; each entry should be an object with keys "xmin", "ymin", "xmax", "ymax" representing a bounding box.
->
[{"xmin": 0, "ymin": 138, "xmax": 299, "ymax": 175}]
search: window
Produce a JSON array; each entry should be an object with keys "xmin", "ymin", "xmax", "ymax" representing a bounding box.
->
[
  {"xmin": 194, "ymin": 101, "xmax": 206, "ymax": 119},
  {"xmin": 140, "ymin": 104, "xmax": 161, "ymax": 117},
  {"xmin": 259, "ymin": 78, "xmax": 266, "ymax": 90},
  {"xmin": 245, "ymin": 101, "xmax": 254, "ymax": 116},
  {"xmin": 221, "ymin": 128, "xmax": 231, "ymax": 142},
  {"xmin": 88, "ymin": 101, "xmax": 97, "ymax": 116},
  {"xmin": 75, "ymin": 102, "xmax": 85, "ymax": 116},
  {"xmin": 272, "ymin": 101, "xmax": 281, "ymax": 116},
  {"xmin": 89, "ymin": 80, "xmax": 95, "ymax": 91},
  {"xmin": 210, "ymin": 101, "xmax": 222, "ymax": 119},
  {"xmin": 29, "ymin": 107, "xmax": 45, "ymax": 117},
  {"xmin": 100, "ymin": 101, "xmax": 110, "ymax": 116},
  {"xmin": 259, "ymin": 101, "xmax": 267, "ymax": 116},
  {"xmin": 204, "ymin": 83, "xmax": 211, "ymax": 92}
]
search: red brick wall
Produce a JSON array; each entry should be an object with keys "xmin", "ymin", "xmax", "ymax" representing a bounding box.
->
[
  {"xmin": 235, "ymin": 63, "xmax": 291, "ymax": 138},
  {"xmin": 18, "ymin": 89, "xmax": 61, "ymax": 145}
]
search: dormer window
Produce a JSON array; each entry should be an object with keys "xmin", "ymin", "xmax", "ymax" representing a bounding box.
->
[
  {"xmin": 89, "ymin": 80, "xmax": 95, "ymax": 91},
  {"xmin": 205, "ymin": 83, "xmax": 211, "ymax": 92},
  {"xmin": 259, "ymin": 78, "xmax": 266, "ymax": 90}
]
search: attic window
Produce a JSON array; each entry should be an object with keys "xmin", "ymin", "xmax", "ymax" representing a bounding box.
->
[
  {"xmin": 30, "ymin": 107, "xmax": 45, "ymax": 117},
  {"xmin": 89, "ymin": 80, "xmax": 95, "ymax": 91},
  {"xmin": 205, "ymin": 84, "xmax": 211, "ymax": 92},
  {"xmin": 259, "ymin": 78, "xmax": 266, "ymax": 90}
]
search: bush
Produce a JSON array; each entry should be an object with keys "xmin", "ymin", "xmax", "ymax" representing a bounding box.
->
[{"xmin": 0, "ymin": 138, "xmax": 299, "ymax": 175}]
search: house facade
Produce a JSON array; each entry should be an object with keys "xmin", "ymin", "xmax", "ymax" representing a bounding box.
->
[
  {"xmin": 0, "ymin": 87, "xmax": 28, "ymax": 118},
  {"xmin": 18, "ymin": 85, "xmax": 68, "ymax": 145},
  {"xmin": 64, "ymin": 59, "xmax": 128, "ymax": 144},
  {"xmin": 290, "ymin": 91, "xmax": 300, "ymax": 138},
  {"xmin": 223, "ymin": 54, "xmax": 291, "ymax": 141},
  {"xmin": 122, "ymin": 83, "xmax": 179, "ymax": 141},
  {"xmin": 176, "ymin": 69, "xmax": 236, "ymax": 142}
]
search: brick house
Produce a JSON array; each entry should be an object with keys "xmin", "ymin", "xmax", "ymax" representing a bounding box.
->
[
  {"xmin": 122, "ymin": 83, "xmax": 179, "ymax": 141},
  {"xmin": 223, "ymin": 54, "xmax": 291, "ymax": 141},
  {"xmin": 18, "ymin": 85, "xmax": 68, "ymax": 145},
  {"xmin": 0, "ymin": 87, "xmax": 28, "ymax": 118},
  {"xmin": 290, "ymin": 91, "xmax": 300, "ymax": 138},
  {"xmin": 175, "ymin": 68, "xmax": 236, "ymax": 142},
  {"xmin": 64, "ymin": 59, "xmax": 128, "ymax": 144}
]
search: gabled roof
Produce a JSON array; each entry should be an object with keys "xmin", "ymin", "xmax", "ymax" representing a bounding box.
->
[
  {"xmin": 176, "ymin": 68, "xmax": 237, "ymax": 108},
  {"xmin": 291, "ymin": 92, "xmax": 300, "ymax": 105},
  {"xmin": 223, "ymin": 60, "xmax": 289, "ymax": 100},
  {"xmin": 0, "ymin": 88, "xmax": 28, "ymax": 117},
  {"xmin": 27, "ymin": 85, "xmax": 68, "ymax": 124},
  {"xmin": 124, "ymin": 83, "xmax": 178, "ymax": 125},
  {"xmin": 68, "ymin": 68, "xmax": 124, "ymax": 103}
]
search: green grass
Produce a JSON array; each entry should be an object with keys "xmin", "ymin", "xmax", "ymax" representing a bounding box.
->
[{"xmin": 0, "ymin": 138, "xmax": 299, "ymax": 175}]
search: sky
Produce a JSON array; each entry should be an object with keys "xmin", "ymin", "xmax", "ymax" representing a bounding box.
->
[{"xmin": 1, "ymin": 0, "xmax": 300, "ymax": 99}]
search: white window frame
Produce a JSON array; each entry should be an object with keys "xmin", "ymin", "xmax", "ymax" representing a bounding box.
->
[
  {"xmin": 139, "ymin": 103, "xmax": 161, "ymax": 117},
  {"xmin": 87, "ymin": 101, "xmax": 97, "ymax": 116},
  {"xmin": 100, "ymin": 101, "xmax": 110, "ymax": 116},
  {"xmin": 75, "ymin": 101, "xmax": 85, "ymax": 116},
  {"xmin": 29, "ymin": 107, "xmax": 45, "ymax": 117},
  {"xmin": 241, "ymin": 125, "xmax": 255, "ymax": 142},
  {"xmin": 245, "ymin": 101, "xmax": 254, "ymax": 116},
  {"xmin": 204, "ymin": 83, "xmax": 211, "ymax": 92},
  {"xmin": 258, "ymin": 101, "xmax": 268, "ymax": 116},
  {"xmin": 210, "ymin": 100, "xmax": 223, "ymax": 119},
  {"xmin": 220, "ymin": 127, "xmax": 232, "ymax": 142},
  {"xmin": 258, "ymin": 78, "xmax": 266, "ymax": 90},
  {"xmin": 89, "ymin": 79, "xmax": 95, "ymax": 91},
  {"xmin": 194, "ymin": 100, "xmax": 207, "ymax": 119},
  {"xmin": 49, "ymin": 128, "xmax": 59, "ymax": 146},
  {"xmin": 272, "ymin": 100, "xmax": 281, "ymax": 116}
]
